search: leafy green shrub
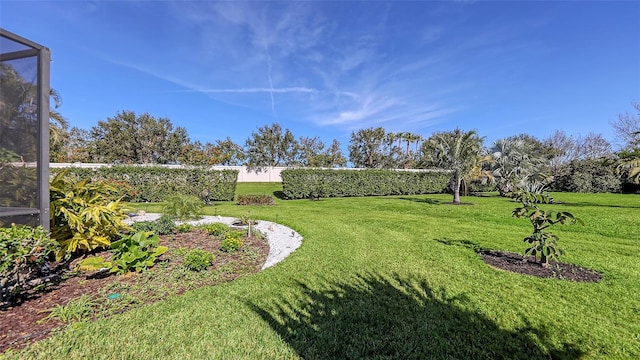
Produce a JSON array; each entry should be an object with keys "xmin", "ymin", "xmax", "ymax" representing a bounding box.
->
[
  {"xmin": 50, "ymin": 170, "xmax": 130, "ymax": 260},
  {"xmin": 52, "ymin": 166, "xmax": 238, "ymax": 204},
  {"xmin": 220, "ymin": 231, "xmax": 244, "ymax": 252},
  {"xmin": 131, "ymin": 215, "xmax": 176, "ymax": 235},
  {"xmin": 110, "ymin": 231, "xmax": 168, "ymax": 274},
  {"xmin": 550, "ymin": 158, "xmax": 621, "ymax": 193},
  {"xmin": 75, "ymin": 256, "xmax": 112, "ymax": 272},
  {"xmin": 200, "ymin": 222, "xmax": 229, "ymax": 237},
  {"xmin": 183, "ymin": 249, "xmax": 215, "ymax": 272},
  {"xmin": 237, "ymin": 194, "xmax": 275, "ymax": 206},
  {"xmin": 512, "ymin": 191, "xmax": 584, "ymax": 266},
  {"xmin": 176, "ymin": 223, "xmax": 193, "ymax": 233},
  {"xmin": 281, "ymin": 169, "xmax": 450, "ymax": 199},
  {"xmin": 0, "ymin": 224, "xmax": 59, "ymax": 301},
  {"xmin": 162, "ymin": 193, "xmax": 203, "ymax": 220}
]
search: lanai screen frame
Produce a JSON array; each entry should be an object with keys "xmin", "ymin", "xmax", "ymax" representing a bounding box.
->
[{"xmin": 0, "ymin": 28, "xmax": 50, "ymax": 230}]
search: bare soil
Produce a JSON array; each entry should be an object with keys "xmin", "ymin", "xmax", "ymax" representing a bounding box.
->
[
  {"xmin": 480, "ymin": 250, "xmax": 603, "ymax": 282},
  {"xmin": 0, "ymin": 229, "xmax": 268, "ymax": 353}
]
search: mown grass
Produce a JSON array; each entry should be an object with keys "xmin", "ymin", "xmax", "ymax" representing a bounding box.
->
[{"xmin": 4, "ymin": 185, "xmax": 639, "ymax": 359}]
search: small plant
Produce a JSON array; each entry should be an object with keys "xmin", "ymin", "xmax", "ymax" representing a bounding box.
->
[
  {"xmin": 110, "ymin": 231, "xmax": 168, "ymax": 274},
  {"xmin": 237, "ymin": 194, "xmax": 276, "ymax": 206},
  {"xmin": 75, "ymin": 256, "xmax": 112, "ymax": 272},
  {"xmin": 183, "ymin": 249, "xmax": 215, "ymax": 272},
  {"xmin": 0, "ymin": 224, "xmax": 59, "ymax": 302},
  {"xmin": 176, "ymin": 223, "xmax": 193, "ymax": 233},
  {"xmin": 512, "ymin": 190, "xmax": 583, "ymax": 267},
  {"xmin": 200, "ymin": 222, "xmax": 230, "ymax": 237},
  {"xmin": 42, "ymin": 294, "xmax": 97, "ymax": 323},
  {"xmin": 220, "ymin": 230, "xmax": 245, "ymax": 252},
  {"xmin": 162, "ymin": 193, "xmax": 203, "ymax": 221},
  {"xmin": 237, "ymin": 212, "xmax": 257, "ymax": 226}
]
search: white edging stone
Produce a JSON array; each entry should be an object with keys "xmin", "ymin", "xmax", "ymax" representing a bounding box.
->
[{"xmin": 124, "ymin": 214, "xmax": 302, "ymax": 270}]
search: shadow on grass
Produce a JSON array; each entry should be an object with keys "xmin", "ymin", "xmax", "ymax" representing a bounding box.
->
[
  {"xmin": 398, "ymin": 197, "xmax": 441, "ymax": 204},
  {"xmin": 554, "ymin": 201, "xmax": 640, "ymax": 210},
  {"xmin": 434, "ymin": 238, "xmax": 485, "ymax": 252},
  {"xmin": 251, "ymin": 273, "xmax": 583, "ymax": 359},
  {"xmin": 273, "ymin": 191, "xmax": 287, "ymax": 200}
]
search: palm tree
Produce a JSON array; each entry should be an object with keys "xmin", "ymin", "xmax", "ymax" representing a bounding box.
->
[
  {"xmin": 489, "ymin": 138, "xmax": 550, "ymax": 196},
  {"xmin": 423, "ymin": 128, "xmax": 483, "ymax": 204}
]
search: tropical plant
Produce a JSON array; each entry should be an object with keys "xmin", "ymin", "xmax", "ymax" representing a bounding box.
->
[
  {"xmin": 162, "ymin": 193, "xmax": 203, "ymax": 221},
  {"xmin": 0, "ymin": 224, "xmax": 59, "ymax": 302},
  {"xmin": 110, "ymin": 231, "xmax": 167, "ymax": 274},
  {"xmin": 49, "ymin": 170, "xmax": 130, "ymax": 260},
  {"xmin": 421, "ymin": 128, "xmax": 483, "ymax": 204},
  {"xmin": 489, "ymin": 138, "xmax": 551, "ymax": 196},
  {"xmin": 511, "ymin": 190, "xmax": 583, "ymax": 267}
]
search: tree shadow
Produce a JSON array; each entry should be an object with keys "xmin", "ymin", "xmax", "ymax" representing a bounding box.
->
[
  {"xmin": 398, "ymin": 197, "xmax": 441, "ymax": 205},
  {"xmin": 250, "ymin": 273, "xmax": 584, "ymax": 359},
  {"xmin": 553, "ymin": 201, "xmax": 640, "ymax": 210},
  {"xmin": 434, "ymin": 238, "xmax": 485, "ymax": 252},
  {"xmin": 273, "ymin": 190, "xmax": 287, "ymax": 200}
]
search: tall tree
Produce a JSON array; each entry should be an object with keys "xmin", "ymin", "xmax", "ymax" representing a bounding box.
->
[
  {"xmin": 245, "ymin": 123, "xmax": 299, "ymax": 166},
  {"xmin": 88, "ymin": 111, "xmax": 189, "ymax": 164},
  {"xmin": 422, "ymin": 128, "xmax": 483, "ymax": 204},
  {"xmin": 214, "ymin": 137, "xmax": 245, "ymax": 166},
  {"xmin": 348, "ymin": 127, "xmax": 387, "ymax": 168},
  {"xmin": 611, "ymin": 102, "xmax": 640, "ymax": 150}
]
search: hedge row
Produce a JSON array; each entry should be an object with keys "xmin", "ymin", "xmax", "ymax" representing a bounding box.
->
[
  {"xmin": 281, "ymin": 169, "xmax": 450, "ymax": 199},
  {"xmin": 51, "ymin": 166, "xmax": 238, "ymax": 204}
]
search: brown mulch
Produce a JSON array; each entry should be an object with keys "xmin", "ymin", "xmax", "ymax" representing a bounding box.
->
[
  {"xmin": 479, "ymin": 250, "xmax": 602, "ymax": 282},
  {"xmin": 0, "ymin": 229, "xmax": 269, "ymax": 353}
]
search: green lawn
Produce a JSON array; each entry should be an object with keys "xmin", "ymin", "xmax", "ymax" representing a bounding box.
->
[{"xmin": 6, "ymin": 185, "xmax": 640, "ymax": 359}]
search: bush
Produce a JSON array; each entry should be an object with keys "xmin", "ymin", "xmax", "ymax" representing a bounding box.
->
[
  {"xmin": 52, "ymin": 166, "xmax": 238, "ymax": 204},
  {"xmin": 200, "ymin": 222, "xmax": 229, "ymax": 237},
  {"xmin": 237, "ymin": 194, "xmax": 275, "ymax": 206},
  {"xmin": 162, "ymin": 193, "xmax": 203, "ymax": 220},
  {"xmin": 183, "ymin": 249, "xmax": 215, "ymax": 272},
  {"xmin": 220, "ymin": 231, "xmax": 244, "ymax": 252},
  {"xmin": 131, "ymin": 215, "xmax": 176, "ymax": 235},
  {"xmin": 0, "ymin": 224, "xmax": 59, "ymax": 302},
  {"xmin": 550, "ymin": 158, "xmax": 621, "ymax": 193},
  {"xmin": 281, "ymin": 169, "xmax": 450, "ymax": 199},
  {"xmin": 50, "ymin": 170, "xmax": 130, "ymax": 260}
]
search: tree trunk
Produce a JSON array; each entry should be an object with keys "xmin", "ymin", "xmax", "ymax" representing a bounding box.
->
[{"xmin": 452, "ymin": 178, "xmax": 461, "ymax": 204}]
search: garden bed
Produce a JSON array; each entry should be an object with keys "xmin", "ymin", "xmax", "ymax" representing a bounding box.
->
[{"xmin": 0, "ymin": 228, "xmax": 268, "ymax": 353}]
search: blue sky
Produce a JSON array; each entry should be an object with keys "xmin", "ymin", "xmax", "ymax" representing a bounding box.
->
[{"xmin": 2, "ymin": 1, "xmax": 639, "ymax": 150}]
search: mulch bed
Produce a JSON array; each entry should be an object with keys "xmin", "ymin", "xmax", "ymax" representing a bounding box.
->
[
  {"xmin": 479, "ymin": 250, "xmax": 602, "ymax": 282},
  {"xmin": 0, "ymin": 229, "xmax": 269, "ymax": 353}
]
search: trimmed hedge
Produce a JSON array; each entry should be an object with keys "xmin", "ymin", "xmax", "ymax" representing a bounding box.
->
[
  {"xmin": 281, "ymin": 169, "xmax": 450, "ymax": 199},
  {"xmin": 51, "ymin": 166, "xmax": 238, "ymax": 204}
]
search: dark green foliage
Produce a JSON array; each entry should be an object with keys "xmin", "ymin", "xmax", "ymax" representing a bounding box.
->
[
  {"xmin": 131, "ymin": 215, "xmax": 176, "ymax": 235},
  {"xmin": 237, "ymin": 194, "xmax": 276, "ymax": 206},
  {"xmin": 51, "ymin": 166, "xmax": 238, "ymax": 203},
  {"xmin": 0, "ymin": 225, "xmax": 59, "ymax": 302},
  {"xmin": 110, "ymin": 231, "xmax": 168, "ymax": 274},
  {"xmin": 183, "ymin": 249, "xmax": 215, "ymax": 272},
  {"xmin": 220, "ymin": 231, "xmax": 244, "ymax": 252},
  {"xmin": 281, "ymin": 169, "xmax": 450, "ymax": 199},
  {"xmin": 512, "ymin": 190, "xmax": 583, "ymax": 266},
  {"xmin": 200, "ymin": 222, "xmax": 230, "ymax": 236},
  {"xmin": 550, "ymin": 158, "xmax": 621, "ymax": 193},
  {"xmin": 162, "ymin": 193, "xmax": 203, "ymax": 220}
]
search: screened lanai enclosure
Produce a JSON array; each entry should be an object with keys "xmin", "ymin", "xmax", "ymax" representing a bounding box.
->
[{"xmin": 0, "ymin": 29, "xmax": 50, "ymax": 230}]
